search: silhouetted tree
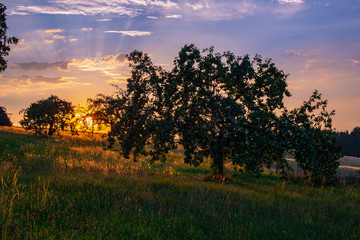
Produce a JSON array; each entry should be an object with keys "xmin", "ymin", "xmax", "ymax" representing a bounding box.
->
[
  {"xmin": 105, "ymin": 44, "xmax": 340, "ymax": 182},
  {"xmin": 284, "ymin": 90, "xmax": 341, "ymax": 183},
  {"xmin": 336, "ymin": 127, "xmax": 360, "ymax": 157},
  {"xmin": 87, "ymin": 89, "xmax": 128, "ymax": 131},
  {"xmin": 0, "ymin": 3, "xmax": 18, "ymax": 72},
  {"xmin": 20, "ymin": 95, "xmax": 74, "ymax": 136},
  {"xmin": 0, "ymin": 106, "xmax": 12, "ymax": 126},
  {"xmin": 107, "ymin": 51, "xmax": 175, "ymax": 161}
]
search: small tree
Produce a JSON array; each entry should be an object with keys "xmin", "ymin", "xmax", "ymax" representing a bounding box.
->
[
  {"xmin": 0, "ymin": 106, "xmax": 12, "ymax": 126},
  {"xmin": 20, "ymin": 95, "xmax": 74, "ymax": 136},
  {"xmin": 284, "ymin": 90, "xmax": 341, "ymax": 183},
  {"xmin": 0, "ymin": 3, "xmax": 18, "ymax": 72},
  {"xmin": 87, "ymin": 89, "xmax": 128, "ymax": 132}
]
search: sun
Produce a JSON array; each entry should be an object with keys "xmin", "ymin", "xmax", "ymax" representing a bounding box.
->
[{"xmin": 85, "ymin": 116, "xmax": 93, "ymax": 127}]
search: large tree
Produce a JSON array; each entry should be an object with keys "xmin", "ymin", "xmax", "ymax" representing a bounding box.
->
[
  {"xmin": 20, "ymin": 95, "xmax": 74, "ymax": 136},
  {"xmin": 107, "ymin": 44, "xmax": 340, "ymax": 182},
  {"xmin": 0, "ymin": 106, "xmax": 12, "ymax": 126},
  {"xmin": 0, "ymin": 3, "xmax": 18, "ymax": 72}
]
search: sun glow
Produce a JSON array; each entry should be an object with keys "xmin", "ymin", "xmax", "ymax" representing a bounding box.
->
[{"xmin": 85, "ymin": 116, "xmax": 93, "ymax": 127}]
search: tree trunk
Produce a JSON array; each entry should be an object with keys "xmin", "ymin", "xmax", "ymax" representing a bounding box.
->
[
  {"xmin": 213, "ymin": 147, "xmax": 224, "ymax": 175},
  {"xmin": 48, "ymin": 122, "xmax": 54, "ymax": 135}
]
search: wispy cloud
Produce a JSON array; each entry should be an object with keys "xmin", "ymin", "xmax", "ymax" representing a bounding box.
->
[
  {"xmin": 13, "ymin": 60, "xmax": 74, "ymax": 71},
  {"xmin": 278, "ymin": 0, "xmax": 304, "ymax": 4},
  {"xmin": 165, "ymin": 14, "xmax": 182, "ymax": 19},
  {"xmin": 285, "ymin": 50, "xmax": 315, "ymax": 58},
  {"xmin": 105, "ymin": 30, "xmax": 152, "ymax": 37},
  {"xmin": 95, "ymin": 18, "xmax": 112, "ymax": 22},
  {"xmin": 0, "ymin": 75, "xmax": 90, "ymax": 96},
  {"xmin": 349, "ymin": 59, "xmax": 360, "ymax": 65},
  {"xmin": 10, "ymin": 0, "xmax": 303, "ymax": 21},
  {"xmin": 81, "ymin": 28, "xmax": 93, "ymax": 31},
  {"xmin": 44, "ymin": 29, "xmax": 63, "ymax": 33}
]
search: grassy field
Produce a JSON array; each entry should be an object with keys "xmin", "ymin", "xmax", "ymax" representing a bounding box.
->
[{"xmin": 1, "ymin": 127, "xmax": 359, "ymax": 239}]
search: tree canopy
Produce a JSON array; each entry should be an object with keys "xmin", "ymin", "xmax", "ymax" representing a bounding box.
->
[
  {"xmin": 0, "ymin": 106, "xmax": 12, "ymax": 126},
  {"xmin": 103, "ymin": 44, "xmax": 340, "ymax": 183},
  {"xmin": 0, "ymin": 3, "xmax": 18, "ymax": 72},
  {"xmin": 336, "ymin": 127, "xmax": 360, "ymax": 158},
  {"xmin": 20, "ymin": 95, "xmax": 74, "ymax": 136}
]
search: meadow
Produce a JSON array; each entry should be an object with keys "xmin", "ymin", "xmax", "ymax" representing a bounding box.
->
[{"xmin": 1, "ymin": 126, "xmax": 359, "ymax": 239}]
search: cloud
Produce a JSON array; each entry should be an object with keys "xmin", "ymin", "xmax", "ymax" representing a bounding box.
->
[
  {"xmin": 304, "ymin": 59, "xmax": 319, "ymax": 69},
  {"xmin": 278, "ymin": 0, "xmax": 304, "ymax": 4},
  {"xmin": 165, "ymin": 14, "xmax": 182, "ymax": 19},
  {"xmin": 285, "ymin": 50, "xmax": 315, "ymax": 58},
  {"xmin": 81, "ymin": 28, "xmax": 93, "ymax": 31},
  {"xmin": 105, "ymin": 30, "xmax": 152, "ymax": 36},
  {"xmin": 14, "ymin": 61, "xmax": 72, "ymax": 71},
  {"xmin": 180, "ymin": 1, "xmax": 257, "ymax": 20},
  {"xmin": 100, "ymin": 53, "xmax": 128, "ymax": 64},
  {"xmin": 53, "ymin": 34, "xmax": 66, "ymax": 40},
  {"xmin": 0, "ymin": 75, "xmax": 90, "ymax": 93},
  {"xmin": 147, "ymin": 16, "xmax": 159, "ymax": 19},
  {"xmin": 185, "ymin": 3, "xmax": 204, "ymax": 10},
  {"xmin": 349, "ymin": 59, "xmax": 360, "ymax": 65},
  {"xmin": 150, "ymin": 0, "xmax": 179, "ymax": 9},
  {"xmin": 10, "ymin": 0, "xmax": 304, "ymax": 21},
  {"xmin": 44, "ymin": 29, "xmax": 63, "ymax": 33},
  {"xmin": 95, "ymin": 18, "xmax": 112, "ymax": 22},
  {"xmin": 40, "ymin": 29, "xmax": 77, "ymax": 43},
  {"xmin": 13, "ymin": 1, "xmax": 139, "ymax": 16}
]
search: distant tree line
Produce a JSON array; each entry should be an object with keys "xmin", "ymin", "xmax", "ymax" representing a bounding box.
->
[{"xmin": 336, "ymin": 127, "xmax": 360, "ymax": 158}]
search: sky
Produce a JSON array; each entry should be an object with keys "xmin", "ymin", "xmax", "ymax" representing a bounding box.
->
[{"xmin": 0, "ymin": 0, "xmax": 359, "ymax": 131}]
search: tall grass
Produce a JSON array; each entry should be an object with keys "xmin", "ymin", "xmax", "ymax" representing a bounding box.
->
[{"xmin": 0, "ymin": 126, "xmax": 359, "ymax": 239}]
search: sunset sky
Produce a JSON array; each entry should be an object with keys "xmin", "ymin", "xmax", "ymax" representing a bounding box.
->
[{"xmin": 1, "ymin": 0, "xmax": 359, "ymax": 131}]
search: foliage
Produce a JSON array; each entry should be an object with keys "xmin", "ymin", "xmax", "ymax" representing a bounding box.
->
[
  {"xmin": 19, "ymin": 95, "xmax": 74, "ymax": 136},
  {"xmin": 107, "ymin": 50, "xmax": 176, "ymax": 161},
  {"xmin": 0, "ymin": 106, "xmax": 12, "ymax": 126},
  {"xmin": 284, "ymin": 90, "xmax": 341, "ymax": 184},
  {"xmin": 337, "ymin": 127, "xmax": 360, "ymax": 158},
  {"xmin": 0, "ymin": 3, "xmax": 18, "ymax": 72},
  {"xmin": 91, "ymin": 44, "xmax": 340, "ymax": 183},
  {"xmin": 168, "ymin": 45, "xmax": 294, "ymax": 175},
  {"xmin": 86, "ymin": 89, "xmax": 128, "ymax": 132}
]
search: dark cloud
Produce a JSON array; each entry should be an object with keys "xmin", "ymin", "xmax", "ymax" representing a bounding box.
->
[
  {"xmin": 115, "ymin": 53, "xmax": 127, "ymax": 63},
  {"xmin": 100, "ymin": 53, "xmax": 127, "ymax": 64},
  {"xmin": 14, "ymin": 60, "xmax": 73, "ymax": 71},
  {"xmin": 5, "ymin": 75, "xmax": 63, "ymax": 86}
]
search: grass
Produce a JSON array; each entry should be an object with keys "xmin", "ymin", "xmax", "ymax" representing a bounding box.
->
[{"xmin": 0, "ymin": 126, "xmax": 360, "ymax": 239}]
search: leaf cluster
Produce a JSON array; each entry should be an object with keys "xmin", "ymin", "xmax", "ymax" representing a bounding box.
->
[{"xmin": 0, "ymin": 3, "xmax": 18, "ymax": 72}]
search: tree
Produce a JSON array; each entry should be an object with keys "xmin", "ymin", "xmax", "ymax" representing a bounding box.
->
[
  {"xmin": 87, "ymin": 89, "xmax": 128, "ymax": 132},
  {"xmin": 20, "ymin": 95, "xmax": 74, "ymax": 136},
  {"xmin": 106, "ymin": 44, "xmax": 340, "ymax": 182},
  {"xmin": 0, "ymin": 3, "xmax": 18, "ymax": 72},
  {"xmin": 336, "ymin": 127, "xmax": 360, "ymax": 158},
  {"xmin": 108, "ymin": 45, "xmax": 291, "ymax": 174},
  {"xmin": 107, "ymin": 51, "xmax": 176, "ymax": 161},
  {"xmin": 284, "ymin": 90, "xmax": 341, "ymax": 183},
  {"xmin": 0, "ymin": 106, "xmax": 12, "ymax": 126}
]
